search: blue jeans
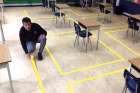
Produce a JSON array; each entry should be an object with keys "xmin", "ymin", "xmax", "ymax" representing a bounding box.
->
[{"xmin": 26, "ymin": 34, "xmax": 46, "ymax": 54}]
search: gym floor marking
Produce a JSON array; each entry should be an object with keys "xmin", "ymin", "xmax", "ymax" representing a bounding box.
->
[
  {"xmin": 30, "ymin": 55, "xmax": 46, "ymax": 93},
  {"xmin": 66, "ymin": 67, "xmax": 127, "ymax": 93},
  {"xmin": 45, "ymin": 31, "xmax": 125, "ymax": 76},
  {"xmin": 22, "ymin": 9, "xmax": 135, "ymax": 93},
  {"xmin": 105, "ymin": 30, "xmax": 140, "ymax": 57},
  {"xmin": 66, "ymin": 28, "xmax": 140, "ymax": 93}
]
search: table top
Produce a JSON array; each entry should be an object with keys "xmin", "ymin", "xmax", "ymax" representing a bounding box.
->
[
  {"xmin": 123, "ymin": 12, "xmax": 140, "ymax": 21},
  {"xmin": 0, "ymin": 44, "xmax": 11, "ymax": 64},
  {"xmin": 98, "ymin": 3, "xmax": 112, "ymax": 7},
  {"xmin": 77, "ymin": 19, "xmax": 100, "ymax": 29},
  {"xmin": 55, "ymin": 4, "xmax": 70, "ymax": 9},
  {"xmin": 132, "ymin": 15, "xmax": 140, "ymax": 21},
  {"xmin": 129, "ymin": 57, "xmax": 140, "ymax": 71}
]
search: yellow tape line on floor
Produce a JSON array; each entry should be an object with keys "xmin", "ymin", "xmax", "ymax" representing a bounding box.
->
[
  {"xmin": 105, "ymin": 31, "xmax": 140, "ymax": 57},
  {"xmin": 45, "ymin": 36, "xmax": 125, "ymax": 76},
  {"xmin": 45, "ymin": 46, "xmax": 64, "ymax": 75},
  {"xmin": 30, "ymin": 55, "xmax": 46, "ymax": 93},
  {"xmin": 67, "ymin": 67, "xmax": 127, "ymax": 93},
  {"xmin": 75, "ymin": 67, "xmax": 127, "ymax": 84},
  {"xmin": 99, "ymin": 40, "xmax": 125, "ymax": 59},
  {"xmin": 67, "ymin": 81, "xmax": 75, "ymax": 93}
]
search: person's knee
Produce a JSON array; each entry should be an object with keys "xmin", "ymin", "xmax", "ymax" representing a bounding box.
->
[
  {"xmin": 40, "ymin": 35, "xmax": 47, "ymax": 42},
  {"xmin": 26, "ymin": 42, "xmax": 35, "ymax": 53}
]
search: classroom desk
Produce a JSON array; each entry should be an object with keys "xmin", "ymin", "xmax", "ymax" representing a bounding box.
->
[
  {"xmin": 0, "ymin": 44, "xmax": 14, "ymax": 93},
  {"xmin": 77, "ymin": 19, "xmax": 100, "ymax": 52},
  {"xmin": 128, "ymin": 57, "xmax": 140, "ymax": 73}
]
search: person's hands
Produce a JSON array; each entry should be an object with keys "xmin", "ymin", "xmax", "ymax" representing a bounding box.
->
[{"xmin": 26, "ymin": 53, "xmax": 34, "ymax": 59}]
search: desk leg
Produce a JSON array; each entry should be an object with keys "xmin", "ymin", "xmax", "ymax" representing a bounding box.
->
[
  {"xmin": 86, "ymin": 0, "xmax": 88, "ymax": 8},
  {"xmin": 1, "ymin": 5, "xmax": 4, "ymax": 24},
  {"xmin": 7, "ymin": 63, "xmax": 14, "ymax": 93},
  {"xmin": 86, "ymin": 28, "xmax": 89, "ymax": 52},
  {"xmin": 59, "ymin": 9, "xmax": 64, "ymax": 24},
  {"xmin": 47, "ymin": 0, "xmax": 49, "ymax": 8},
  {"xmin": 0, "ymin": 21, "xmax": 5, "ymax": 44},
  {"xmin": 96, "ymin": 28, "xmax": 100, "ymax": 50}
]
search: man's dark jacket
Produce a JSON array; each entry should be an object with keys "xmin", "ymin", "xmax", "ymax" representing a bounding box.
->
[{"xmin": 19, "ymin": 23, "xmax": 47, "ymax": 53}]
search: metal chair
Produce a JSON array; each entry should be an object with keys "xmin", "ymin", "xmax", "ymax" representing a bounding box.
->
[
  {"xmin": 122, "ymin": 69, "xmax": 140, "ymax": 93},
  {"xmin": 51, "ymin": 3, "xmax": 65, "ymax": 24},
  {"xmin": 127, "ymin": 17, "xmax": 139, "ymax": 42},
  {"xmin": 73, "ymin": 22, "xmax": 92, "ymax": 50},
  {"xmin": 104, "ymin": 9, "xmax": 111, "ymax": 23},
  {"xmin": 98, "ymin": 4, "xmax": 112, "ymax": 23}
]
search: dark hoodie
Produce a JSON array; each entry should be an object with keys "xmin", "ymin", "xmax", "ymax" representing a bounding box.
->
[{"xmin": 19, "ymin": 23, "xmax": 47, "ymax": 53}]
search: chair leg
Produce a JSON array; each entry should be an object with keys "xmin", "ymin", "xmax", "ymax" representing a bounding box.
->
[
  {"xmin": 134, "ymin": 31, "xmax": 139, "ymax": 43},
  {"xmin": 132, "ymin": 29, "xmax": 134, "ymax": 37},
  {"xmin": 134, "ymin": 30, "xmax": 136, "ymax": 37},
  {"xmin": 85, "ymin": 38, "xmax": 88, "ymax": 52},
  {"xmin": 63, "ymin": 16, "xmax": 66, "ymax": 24},
  {"xmin": 77, "ymin": 36, "xmax": 79, "ymax": 46},
  {"xmin": 109, "ymin": 14, "xmax": 111, "ymax": 23},
  {"xmin": 74, "ymin": 35, "xmax": 78, "ymax": 47},
  {"xmin": 126, "ymin": 28, "xmax": 129, "ymax": 37},
  {"xmin": 68, "ymin": 18, "xmax": 71, "ymax": 26},
  {"xmin": 56, "ymin": 16, "xmax": 57, "ymax": 24},
  {"xmin": 88, "ymin": 37, "xmax": 92, "ymax": 50},
  {"xmin": 83, "ymin": 38, "xmax": 85, "ymax": 46},
  {"xmin": 82, "ymin": 38, "xmax": 86, "ymax": 51}
]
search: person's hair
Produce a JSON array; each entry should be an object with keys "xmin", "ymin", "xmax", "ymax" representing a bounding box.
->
[{"xmin": 22, "ymin": 17, "xmax": 31, "ymax": 23}]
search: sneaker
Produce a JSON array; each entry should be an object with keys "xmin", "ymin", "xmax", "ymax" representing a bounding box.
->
[{"xmin": 38, "ymin": 53, "xmax": 43, "ymax": 60}]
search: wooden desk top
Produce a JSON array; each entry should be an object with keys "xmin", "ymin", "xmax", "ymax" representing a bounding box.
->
[
  {"xmin": 123, "ymin": 12, "xmax": 140, "ymax": 21},
  {"xmin": 78, "ymin": 19, "xmax": 100, "ymax": 29},
  {"xmin": 55, "ymin": 4, "xmax": 70, "ymax": 9},
  {"xmin": 132, "ymin": 15, "xmax": 140, "ymax": 21},
  {"xmin": 98, "ymin": 3, "xmax": 112, "ymax": 7},
  {"xmin": 0, "ymin": 44, "xmax": 11, "ymax": 64},
  {"xmin": 129, "ymin": 57, "xmax": 140, "ymax": 70}
]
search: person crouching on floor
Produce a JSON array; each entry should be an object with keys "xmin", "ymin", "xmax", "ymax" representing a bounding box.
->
[{"xmin": 19, "ymin": 17, "xmax": 47, "ymax": 60}]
